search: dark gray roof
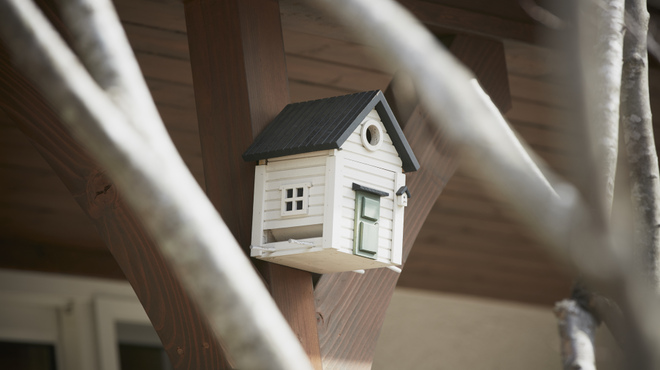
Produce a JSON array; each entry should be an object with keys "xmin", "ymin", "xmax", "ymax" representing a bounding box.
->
[{"xmin": 242, "ymin": 90, "xmax": 419, "ymax": 172}]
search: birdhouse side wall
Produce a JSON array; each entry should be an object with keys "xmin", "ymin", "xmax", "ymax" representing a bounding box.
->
[{"xmin": 255, "ymin": 152, "xmax": 329, "ymax": 245}]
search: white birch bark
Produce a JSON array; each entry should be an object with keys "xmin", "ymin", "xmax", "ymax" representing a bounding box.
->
[
  {"xmin": 555, "ymin": 300, "xmax": 598, "ymax": 370},
  {"xmin": 560, "ymin": 2, "xmax": 626, "ymax": 368},
  {"xmin": 51, "ymin": 0, "xmax": 175, "ymax": 158},
  {"xmin": 581, "ymin": 0, "xmax": 625, "ymax": 217},
  {"xmin": 621, "ymin": 0, "xmax": 660, "ymax": 290},
  {"xmin": 0, "ymin": 1, "xmax": 312, "ymax": 369}
]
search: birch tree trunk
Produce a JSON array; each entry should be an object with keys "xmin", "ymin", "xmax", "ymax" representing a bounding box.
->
[
  {"xmin": 582, "ymin": 0, "xmax": 625, "ymax": 217},
  {"xmin": 621, "ymin": 0, "xmax": 660, "ymax": 289},
  {"xmin": 559, "ymin": 1, "xmax": 625, "ymax": 368}
]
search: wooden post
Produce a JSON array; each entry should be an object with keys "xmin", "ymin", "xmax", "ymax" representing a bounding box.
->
[
  {"xmin": 314, "ymin": 34, "xmax": 511, "ymax": 369},
  {"xmin": 183, "ymin": 0, "xmax": 322, "ymax": 367}
]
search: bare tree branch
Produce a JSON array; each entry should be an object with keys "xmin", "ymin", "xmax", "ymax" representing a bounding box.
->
[
  {"xmin": 307, "ymin": 0, "xmax": 660, "ymax": 367},
  {"xmin": 0, "ymin": 1, "xmax": 313, "ymax": 369},
  {"xmin": 555, "ymin": 300, "xmax": 598, "ymax": 370},
  {"xmin": 621, "ymin": 0, "xmax": 660, "ymax": 289},
  {"xmin": 55, "ymin": 0, "xmax": 168, "ymax": 143},
  {"xmin": 582, "ymin": 0, "xmax": 625, "ymax": 216}
]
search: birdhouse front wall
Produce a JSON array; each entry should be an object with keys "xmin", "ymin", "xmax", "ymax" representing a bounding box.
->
[{"xmin": 329, "ymin": 109, "xmax": 406, "ymax": 266}]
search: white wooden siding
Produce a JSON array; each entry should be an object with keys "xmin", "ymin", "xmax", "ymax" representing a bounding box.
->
[
  {"xmin": 323, "ymin": 152, "xmax": 344, "ymax": 251},
  {"xmin": 261, "ymin": 154, "xmax": 327, "ymax": 235},
  {"xmin": 340, "ymin": 109, "xmax": 403, "ymax": 173},
  {"xmin": 335, "ymin": 157, "xmax": 397, "ymax": 264},
  {"xmin": 391, "ymin": 172, "xmax": 406, "ymax": 265},
  {"xmin": 250, "ymin": 165, "xmax": 267, "ymax": 247},
  {"xmin": 266, "ymin": 150, "xmax": 333, "ymax": 162}
]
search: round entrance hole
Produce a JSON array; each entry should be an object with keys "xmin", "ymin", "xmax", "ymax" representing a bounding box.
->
[{"xmin": 361, "ymin": 120, "xmax": 383, "ymax": 151}]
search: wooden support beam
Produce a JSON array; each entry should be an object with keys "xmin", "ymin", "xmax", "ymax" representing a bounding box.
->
[
  {"xmin": 183, "ymin": 0, "xmax": 322, "ymax": 368},
  {"xmin": 0, "ymin": 43, "xmax": 225, "ymax": 369},
  {"xmin": 280, "ymin": 0, "xmax": 538, "ymax": 44},
  {"xmin": 314, "ymin": 104, "xmax": 457, "ymax": 370},
  {"xmin": 313, "ymin": 35, "xmax": 510, "ymax": 369}
]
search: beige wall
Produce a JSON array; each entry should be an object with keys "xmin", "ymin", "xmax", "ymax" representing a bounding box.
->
[{"xmin": 373, "ymin": 288, "xmax": 620, "ymax": 369}]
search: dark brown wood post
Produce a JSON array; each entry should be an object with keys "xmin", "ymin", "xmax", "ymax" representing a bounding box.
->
[
  {"xmin": 183, "ymin": 0, "xmax": 322, "ymax": 368},
  {"xmin": 314, "ymin": 34, "xmax": 511, "ymax": 369}
]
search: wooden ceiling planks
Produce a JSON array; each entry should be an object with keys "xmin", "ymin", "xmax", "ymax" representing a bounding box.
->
[
  {"xmin": 283, "ymin": 29, "xmax": 394, "ymax": 73},
  {"xmin": 0, "ymin": 110, "xmax": 106, "ymax": 251},
  {"xmin": 286, "ymin": 54, "xmax": 391, "ymax": 93},
  {"xmin": 289, "ymin": 80, "xmax": 352, "ymax": 102},
  {"xmin": 122, "ymin": 22, "xmax": 190, "ymax": 60},
  {"xmin": 0, "ymin": 0, "xmax": 579, "ymax": 309},
  {"xmin": 113, "ymin": 0, "xmax": 186, "ymax": 32},
  {"xmin": 422, "ymin": 0, "xmax": 534, "ymax": 23},
  {"xmin": 397, "ymin": 49, "xmax": 574, "ymax": 305}
]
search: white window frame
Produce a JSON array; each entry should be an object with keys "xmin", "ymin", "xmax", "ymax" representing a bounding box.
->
[
  {"xmin": 95, "ymin": 297, "xmax": 154, "ymax": 370},
  {"xmin": 0, "ymin": 269, "xmax": 154, "ymax": 370},
  {"xmin": 280, "ymin": 183, "xmax": 311, "ymax": 216}
]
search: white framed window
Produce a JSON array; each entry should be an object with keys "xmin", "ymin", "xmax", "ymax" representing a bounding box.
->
[
  {"xmin": 0, "ymin": 269, "xmax": 171, "ymax": 370},
  {"xmin": 280, "ymin": 183, "xmax": 310, "ymax": 216}
]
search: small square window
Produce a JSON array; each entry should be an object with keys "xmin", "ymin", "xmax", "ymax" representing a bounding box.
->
[{"xmin": 281, "ymin": 183, "xmax": 310, "ymax": 216}]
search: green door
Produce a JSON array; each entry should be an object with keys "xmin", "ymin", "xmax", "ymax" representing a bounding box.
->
[{"xmin": 353, "ymin": 184, "xmax": 387, "ymax": 259}]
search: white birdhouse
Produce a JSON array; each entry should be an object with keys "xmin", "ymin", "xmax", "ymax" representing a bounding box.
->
[{"xmin": 243, "ymin": 91, "xmax": 419, "ymax": 273}]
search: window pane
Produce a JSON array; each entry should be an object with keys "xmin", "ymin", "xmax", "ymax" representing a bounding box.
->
[
  {"xmin": 117, "ymin": 323, "xmax": 172, "ymax": 370},
  {"xmin": 286, "ymin": 201, "xmax": 293, "ymax": 211},
  {"xmin": 286, "ymin": 189, "xmax": 293, "ymax": 198},
  {"xmin": 297, "ymin": 188, "xmax": 304, "ymax": 197},
  {"xmin": 296, "ymin": 200, "xmax": 303, "ymax": 210},
  {"xmin": 0, "ymin": 341, "xmax": 57, "ymax": 370},
  {"xmin": 119, "ymin": 345, "xmax": 172, "ymax": 370}
]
